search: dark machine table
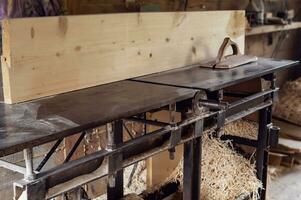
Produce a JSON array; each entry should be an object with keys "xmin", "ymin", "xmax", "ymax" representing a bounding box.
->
[
  {"xmin": 0, "ymin": 81, "xmax": 196, "ymax": 157},
  {"xmin": 133, "ymin": 58, "xmax": 295, "ymax": 90},
  {"xmin": 0, "ymin": 58, "xmax": 298, "ymax": 200}
]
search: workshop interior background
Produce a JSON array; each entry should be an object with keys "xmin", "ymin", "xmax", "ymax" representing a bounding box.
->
[{"xmin": 1, "ymin": 0, "xmax": 301, "ymax": 200}]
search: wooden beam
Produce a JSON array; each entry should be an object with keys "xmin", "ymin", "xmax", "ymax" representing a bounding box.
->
[
  {"xmin": 1, "ymin": 11, "xmax": 245, "ymax": 104},
  {"xmin": 246, "ymin": 22, "xmax": 301, "ymax": 36}
]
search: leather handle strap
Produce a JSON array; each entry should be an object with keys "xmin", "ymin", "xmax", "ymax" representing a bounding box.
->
[{"xmin": 216, "ymin": 37, "xmax": 241, "ymax": 63}]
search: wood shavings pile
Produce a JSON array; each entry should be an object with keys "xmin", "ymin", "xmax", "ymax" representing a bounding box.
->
[
  {"xmin": 124, "ymin": 161, "xmax": 147, "ymax": 195},
  {"xmin": 222, "ymin": 119, "xmax": 258, "ymax": 140},
  {"xmin": 274, "ymin": 77, "xmax": 301, "ymax": 125},
  {"xmin": 166, "ymin": 133, "xmax": 262, "ymax": 200}
]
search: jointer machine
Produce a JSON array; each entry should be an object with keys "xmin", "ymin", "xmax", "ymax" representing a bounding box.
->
[{"xmin": 0, "ymin": 38, "xmax": 299, "ymax": 200}]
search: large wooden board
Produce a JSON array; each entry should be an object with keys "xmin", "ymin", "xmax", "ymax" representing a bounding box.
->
[{"xmin": 1, "ymin": 11, "xmax": 245, "ymax": 104}]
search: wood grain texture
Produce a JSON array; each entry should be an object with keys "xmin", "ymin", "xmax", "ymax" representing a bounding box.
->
[{"xmin": 1, "ymin": 11, "xmax": 245, "ymax": 104}]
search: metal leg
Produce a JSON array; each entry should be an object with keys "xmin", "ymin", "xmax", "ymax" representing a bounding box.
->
[
  {"xmin": 183, "ymin": 138, "xmax": 201, "ymax": 200},
  {"xmin": 261, "ymin": 106, "xmax": 273, "ymax": 200},
  {"xmin": 256, "ymin": 108, "xmax": 268, "ymax": 200},
  {"xmin": 107, "ymin": 120, "xmax": 124, "ymax": 200},
  {"xmin": 23, "ymin": 148, "xmax": 35, "ymax": 181}
]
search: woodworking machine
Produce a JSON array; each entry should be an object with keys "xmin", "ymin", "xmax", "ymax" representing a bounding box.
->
[{"xmin": 0, "ymin": 57, "xmax": 298, "ymax": 200}]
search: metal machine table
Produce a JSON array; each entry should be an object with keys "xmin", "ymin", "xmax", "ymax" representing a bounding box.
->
[{"xmin": 0, "ymin": 58, "xmax": 298, "ymax": 200}]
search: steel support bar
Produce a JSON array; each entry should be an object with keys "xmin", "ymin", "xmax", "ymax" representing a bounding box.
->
[
  {"xmin": 24, "ymin": 148, "xmax": 35, "ymax": 180},
  {"xmin": 228, "ymin": 89, "xmax": 276, "ymax": 110},
  {"xmin": 36, "ymin": 138, "xmax": 63, "ymax": 172},
  {"xmin": 183, "ymin": 114, "xmax": 203, "ymax": 200},
  {"xmin": 0, "ymin": 159, "xmax": 26, "ymax": 174},
  {"xmin": 107, "ymin": 120, "xmax": 124, "ymax": 200},
  {"xmin": 225, "ymin": 101, "xmax": 272, "ymax": 124},
  {"xmin": 183, "ymin": 138, "xmax": 201, "ymax": 200},
  {"xmin": 226, "ymin": 89, "xmax": 277, "ymax": 118},
  {"xmin": 127, "ymin": 117, "xmax": 169, "ymax": 127},
  {"xmin": 64, "ymin": 131, "xmax": 86, "ymax": 163}
]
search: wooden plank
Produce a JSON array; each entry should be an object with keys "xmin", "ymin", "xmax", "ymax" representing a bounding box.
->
[
  {"xmin": 1, "ymin": 11, "xmax": 245, "ymax": 104},
  {"xmin": 279, "ymin": 138, "xmax": 301, "ymax": 153},
  {"xmin": 246, "ymin": 22, "xmax": 301, "ymax": 36},
  {"xmin": 273, "ymin": 119, "xmax": 301, "ymax": 141},
  {"xmin": 268, "ymin": 152, "xmax": 287, "ymax": 166}
]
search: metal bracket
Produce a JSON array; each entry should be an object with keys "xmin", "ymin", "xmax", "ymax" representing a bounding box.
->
[
  {"xmin": 169, "ymin": 128, "xmax": 182, "ymax": 147},
  {"xmin": 194, "ymin": 119, "xmax": 204, "ymax": 138},
  {"xmin": 168, "ymin": 103, "xmax": 182, "ymax": 160},
  {"xmin": 168, "ymin": 128, "xmax": 182, "ymax": 160}
]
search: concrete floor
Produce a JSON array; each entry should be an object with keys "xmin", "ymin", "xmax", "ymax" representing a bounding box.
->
[{"xmin": 268, "ymin": 166, "xmax": 301, "ymax": 200}]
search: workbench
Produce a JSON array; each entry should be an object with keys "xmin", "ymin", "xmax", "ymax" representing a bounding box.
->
[{"xmin": 0, "ymin": 58, "xmax": 298, "ymax": 200}]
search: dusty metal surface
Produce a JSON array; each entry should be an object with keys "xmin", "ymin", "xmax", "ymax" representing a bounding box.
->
[
  {"xmin": 132, "ymin": 58, "xmax": 298, "ymax": 91},
  {"xmin": 0, "ymin": 81, "xmax": 196, "ymax": 157}
]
